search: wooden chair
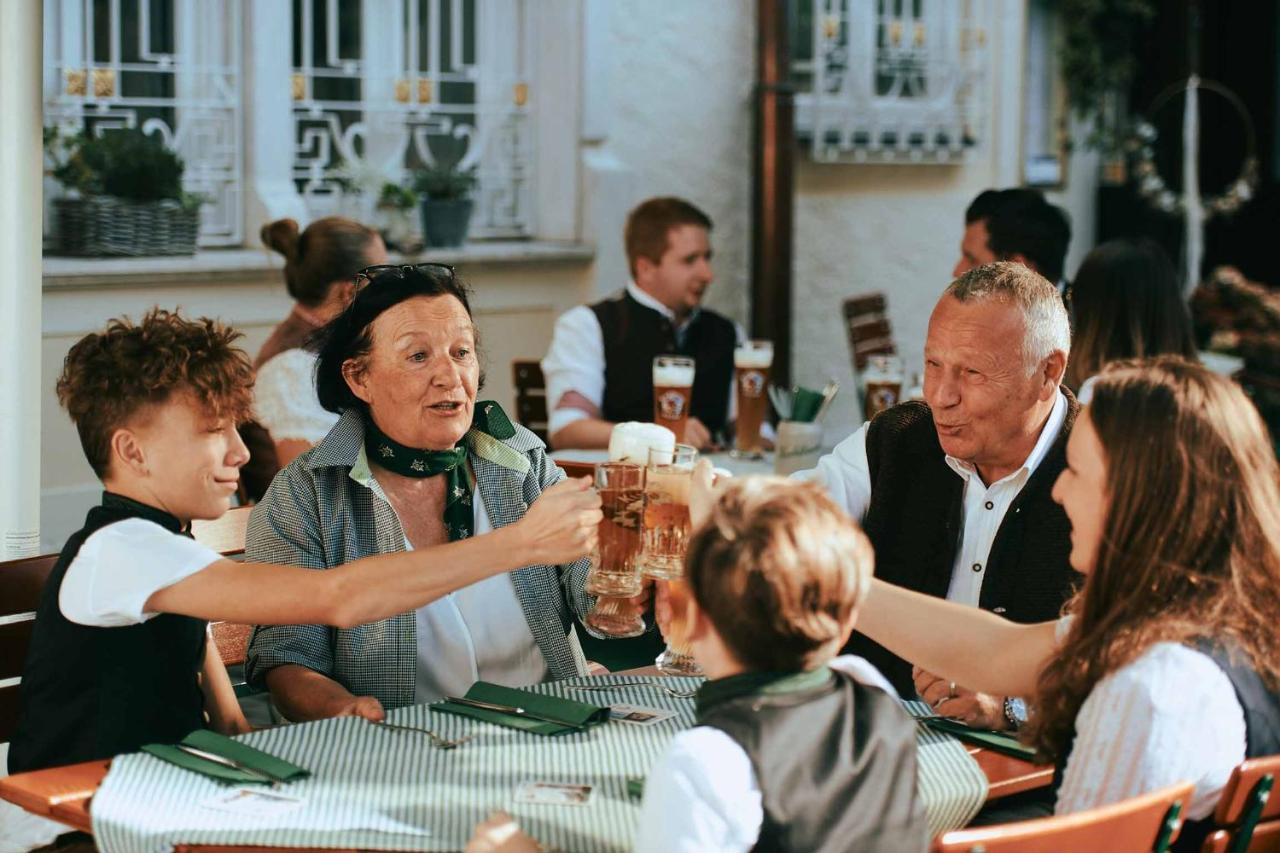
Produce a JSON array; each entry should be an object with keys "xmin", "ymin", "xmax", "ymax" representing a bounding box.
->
[
  {"xmin": 0, "ymin": 554, "xmax": 59, "ymax": 744},
  {"xmin": 191, "ymin": 506, "xmax": 253, "ymax": 668},
  {"xmin": 555, "ymin": 460, "xmax": 597, "ymax": 481},
  {"xmin": 1201, "ymin": 755, "xmax": 1280, "ymax": 852},
  {"xmin": 512, "ymin": 359, "xmax": 550, "ymax": 445},
  {"xmin": 932, "ymin": 781, "xmax": 1194, "ymax": 853},
  {"xmin": 842, "ymin": 292, "xmax": 897, "ymax": 372}
]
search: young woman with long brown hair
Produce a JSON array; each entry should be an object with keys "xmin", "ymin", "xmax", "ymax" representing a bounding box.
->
[
  {"xmin": 855, "ymin": 356, "xmax": 1280, "ymax": 846},
  {"xmin": 1064, "ymin": 239, "xmax": 1197, "ymax": 401}
]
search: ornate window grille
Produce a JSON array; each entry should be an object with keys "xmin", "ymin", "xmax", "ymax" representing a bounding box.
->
[
  {"xmin": 292, "ymin": 0, "xmax": 533, "ymax": 238},
  {"xmin": 43, "ymin": 0, "xmax": 244, "ymax": 245},
  {"xmin": 792, "ymin": 0, "xmax": 990, "ymax": 164}
]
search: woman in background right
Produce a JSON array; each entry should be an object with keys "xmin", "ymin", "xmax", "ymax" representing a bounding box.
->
[
  {"xmin": 1065, "ymin": 238, "xmax": 1197, "ymax": 402},
  {"xmin": 240, "ymin": 217, "xmax": 386, "ymax": 499}
]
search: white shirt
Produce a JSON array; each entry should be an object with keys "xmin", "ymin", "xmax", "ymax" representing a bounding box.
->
[
  {"xmin": 254, "ymin": 348, "xmax": 340, "ymax": 443},
  {"xmin": 634, "ymin": 656, "xmax": 895, "ymax": 853},
  {"xmin": 541, "ymin": 282, "xmax": 745, "ymax": 438},
  {"xmin": 1053, "ymin": 617, "xmax": 1246, "ymax": 820},
  {"xmin": 59, "ymin": 518, "xmax": 223, "ymax": 626},
  {"xmin": 348, "ymin": 450, "xmax": 550, "ymax": 704},
  {"xmin": 795, "ymin": 390, "xmax": 1068, "ymax": 605}
]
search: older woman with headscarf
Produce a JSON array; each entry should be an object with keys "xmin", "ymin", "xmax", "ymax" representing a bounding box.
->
[{"xmin": 245, "ymin": 263, "xmax": 599, "ymax": 722}]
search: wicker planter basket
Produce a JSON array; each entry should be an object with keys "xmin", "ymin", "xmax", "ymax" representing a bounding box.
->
[{"xmin": 53, "ymin": 196, "xmax": 199, "ymax": 257}]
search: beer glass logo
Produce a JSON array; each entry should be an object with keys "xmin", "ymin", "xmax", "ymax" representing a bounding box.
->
[
  {"xmin": 739, "ymin": 370, "xmax": 766, "ymax": 398},
  {"xmin": 657, "ymin": 390, "xmax": 687, "ymax": 419},
  {"xmin": 869, "ymin": 387, "xmax": 899, "ymax": 413}
]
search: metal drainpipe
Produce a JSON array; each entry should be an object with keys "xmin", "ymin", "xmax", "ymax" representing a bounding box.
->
[{"xmin": 752, "ymin": 0, "xmax": 795, "ymax": 388}]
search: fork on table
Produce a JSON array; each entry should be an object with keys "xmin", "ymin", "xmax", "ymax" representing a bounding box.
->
[
  {"xmin": 373, "ymin": 720, "xmax": 473, "ymax": 749},
  {"xmin": 565, "ymin": 680, "xmax": 699, "ymax": 700}
]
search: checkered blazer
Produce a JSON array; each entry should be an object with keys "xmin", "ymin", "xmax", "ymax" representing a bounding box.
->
[{"xmin": 244, "ymin": 408, "xmax": 593, "ymax": 709}]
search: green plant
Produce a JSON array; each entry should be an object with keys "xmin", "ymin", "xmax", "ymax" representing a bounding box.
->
[
  {"xmin": 50, "ymin": 128, "xmax": 186, "ymax": 202},
  {"xmin": 411, "ymin": 163, "xmax": 477, "ymax": 201},
  {"xmin": 378, "ymin": 181, "xmax": 418, "ymax": 210},
  {"xmin": 1060, "ymin": 0, "xmax": 1158, "ymax": 148}
]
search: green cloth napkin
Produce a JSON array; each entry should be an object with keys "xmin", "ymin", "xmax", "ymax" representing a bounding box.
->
[
  {"xmin": 626, "ymin": 777, "xmax": 645, "ymax": 800},
  {"xmin": 141, "ymin": 728, "xmax": 310, "ymax": 786},
  {"xmin": 791, "ymin": 387, "xmax": 826, "ymax": 422},
  {"xmin": 434, "ymin": 681, "xmax": 610, "ymax": 736},
  {"xmin": 920, "ymin": 717, "xmax": 1040, "ymax": 762}
]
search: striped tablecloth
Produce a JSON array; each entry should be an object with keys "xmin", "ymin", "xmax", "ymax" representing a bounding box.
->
[{"xmin": 91, "ymin": 676, "xmax": 986, "ymax": 852}]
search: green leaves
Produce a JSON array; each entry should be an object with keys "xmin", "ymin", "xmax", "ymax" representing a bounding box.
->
[{"xmin": 48, "ymin": 128, "xmax": 186, "ymax": 202}]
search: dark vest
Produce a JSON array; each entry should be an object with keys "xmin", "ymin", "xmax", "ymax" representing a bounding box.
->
[
  {"xmin": 1053, "ymin": 641, "xmax": 1280, "ymax": 852},
  {"xmin": 8, "ymin": 494, "xmax": 209, "ymax": 773},
  {"xmin": 591, "ymin": 292, "xmax": 736, "ymax": 434},
  {"xmin": 698, "ymin": 668, "xmax": 928, "ymax": 853},
  {"xmin": 850, "ymin": 396, "xmax": 1081, "ymax": 695}
]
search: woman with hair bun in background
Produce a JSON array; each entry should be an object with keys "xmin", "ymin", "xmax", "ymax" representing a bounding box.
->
[{"xmin": 241, "ymin": 217, "xmax": 387, "ymax": 499}]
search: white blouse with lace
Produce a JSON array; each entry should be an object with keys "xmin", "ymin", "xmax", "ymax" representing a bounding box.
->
[
  {"xmin": 1053, "ymin": 616, "xmax": 1247, "ymax": 820},
  {"xmin": 253, "ymin": 348, "xmax": 338, "ymax": 444}
]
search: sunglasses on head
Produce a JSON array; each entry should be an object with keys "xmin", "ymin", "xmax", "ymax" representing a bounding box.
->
[{"xmin": 353, "ymin": 262, "xmax": 457, "ymax": 290}]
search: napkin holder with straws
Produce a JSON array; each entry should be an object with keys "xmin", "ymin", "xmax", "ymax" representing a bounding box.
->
[{"xmin": 769, "ymin": 381, "xmax": 837, "ymax": 475}]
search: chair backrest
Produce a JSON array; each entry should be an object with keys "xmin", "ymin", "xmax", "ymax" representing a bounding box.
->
[
  {"xmin": 0, "ymin": 554, "xmax": 59, "ymax": 743},
  {"xmin": 191, "ymin": 505, "xmax": 251, "ymax": 557},
  {"xmin": 932, "ymin": 781, "xmax": 1195, "ymax": 853},
  {"xmin": 842, "ymin": 292, "xmax": 897, "ymax": 372},
  {"xmin": 192, "ymin": 506, "xmax": 254, "ymax": 666},
  {"xmin": 512, "ymin": 360, "xmax": 550, "ymax": 445},
  {"xmin": 1201, "ymin": 754, "xmax": 1280, "ymax": 853},
  {"xmin": 555, "ymin": 460, "xmax": 597, "ymax": 481}
]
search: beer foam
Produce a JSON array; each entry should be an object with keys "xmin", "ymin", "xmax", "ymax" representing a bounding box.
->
[
  {"xmin": 609, "ymin": 422, "xmax": 676, "ymax": 463},
  {"xmin": 652, "ymin": 364, "xmax": 696, "ymax": 386},
  {"xmin": 734, "ymin": 346, "xmax": 774, "ymax": 368}
]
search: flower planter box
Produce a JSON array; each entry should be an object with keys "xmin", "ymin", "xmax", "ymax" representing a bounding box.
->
[{"xmin": 53, "ymin": 196, "xmax": 199, "ymax": 257}]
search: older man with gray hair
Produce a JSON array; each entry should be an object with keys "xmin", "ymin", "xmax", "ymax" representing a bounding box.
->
[{"xmin": 798, "ymin": 262, "xmax": 1077, "ymax": 734}]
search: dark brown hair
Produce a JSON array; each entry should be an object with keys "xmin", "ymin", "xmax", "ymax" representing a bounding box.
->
[
  {"xmin": 1028, "ymin": 357, "xmax": 1280, "ymax": 760},
  {"xmin": 1064, "ymin": 239, "xmax": 1197, "ymax": 391},
  {"xmin": 313, "ymin": 265, "xmax": 479, "ymax": 414},
  {"xmin": 623, "ymin": 197, "xmax": 712, "ymax": 278},
  {"xmin": 965, "ymin": 188, "xmax": 1071, "ymax": 284},
  {"xmin": 685, "ymin": 477, "xmax": 873, "ymax": 671},
  {"xmin": 57, "ymin": 308, "xmax": 255, "ymax": 478},
  {"xmin": 261, "ymin": 216, "xmax": 381, "ymax": 308}
]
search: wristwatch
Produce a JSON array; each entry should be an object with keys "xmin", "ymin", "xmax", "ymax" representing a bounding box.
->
[{"xmin": 1003, "ymin": 696, "xmax": 1027, "ymax": 731}]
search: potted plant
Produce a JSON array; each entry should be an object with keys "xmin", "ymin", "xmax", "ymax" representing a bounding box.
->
[
  {"xmin": 412, "ymin": 162, "xmax": 477, "ymax": 248},
  {"xmin": 376, "ymin": 181, "xmax": 424, "ymax": 253},
  {"xmin": 46, "ymin": 127, "xmax": 201, "ymax": 256}
]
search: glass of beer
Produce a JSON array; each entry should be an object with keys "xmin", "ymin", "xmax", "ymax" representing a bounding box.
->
[
  {"xmin": 732, "ymin": 340, "xmax": 773, "ymax": 458},
  {"xmin": 640, "ymin": 444, "xmax": 697, "ymax": 580},
  {"xmin": 656, "ymin": 578, "xmax": 702, "ymax": 676},
  {"xmin": 652, "ymin": 356, "xmax": 695, "ymax": 443},
  {"xmin": 863, "ymin": 354, "xmax": 904, "ymax": 420},
  {"xmin": 582, "ymin": 462, "xmax": 647, "ymax": 639}
]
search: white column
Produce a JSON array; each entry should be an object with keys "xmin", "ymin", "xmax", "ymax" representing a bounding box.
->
[
  {"xmin": 242, "ymin": 0, "xmax": 307, "ymax": 236},
  {"xmin": 0, "ymin": 0, "xmax": 44, "ymax": 558}
]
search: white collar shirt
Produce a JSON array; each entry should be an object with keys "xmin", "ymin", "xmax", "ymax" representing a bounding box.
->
[{"xmin": 943, "ymin": 390, "xmax": 1069, "ymax": 606}]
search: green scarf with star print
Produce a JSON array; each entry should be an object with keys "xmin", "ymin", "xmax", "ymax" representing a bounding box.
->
[{"xmin": 363, "ymin": 401, "xmax": 517, "ymax": 542}]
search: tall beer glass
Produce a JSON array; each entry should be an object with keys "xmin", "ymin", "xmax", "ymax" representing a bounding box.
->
[
  {"xmin": 655, "ymin": 576, "xmax": 702, "ymax": 676},
  {"xmin": 585, "ymin": 422, "xmax": 677, "ymax": 639},
  {"xmin": 732, "ymin": 340, "xmax": 773, "ymax": 458},
  {"xmin": 640, "ymin": 444, "xmax": 697, "ymax": 581},
  {"xmin": 581, "ymin": 462, "xmax": 647, "ymax": 639},
  {"xmin": 652, "ymin": 356, "xmax": 695, "ymax": 443}
]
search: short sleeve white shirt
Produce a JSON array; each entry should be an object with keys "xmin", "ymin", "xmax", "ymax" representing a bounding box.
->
[
  {"xmin": 254, "ymin": 348, "xmax": 340, "ymax": 443},
  {"xmin": 634, "ymin": 656, "xmax": 896, "ymax": 852},
  {"xmin": 58, "ymin": 518, "xmax": 223, "ymax": 627}
]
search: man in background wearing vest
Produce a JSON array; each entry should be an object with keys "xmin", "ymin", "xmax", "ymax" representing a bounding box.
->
[
  {"xmin": 542, "ymin": 197, "xmax": 739, "ymax": 451},
  {"xmin": 797, "ymin": 262, "xmax": 1078, "ymax": 736}
]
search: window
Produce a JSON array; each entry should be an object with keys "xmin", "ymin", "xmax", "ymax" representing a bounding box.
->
[
  {"xmin": 43, "ymin": 0, "xmax": 244, "ymax": 245},
  {"xmin": 792, "ymin": 0, "xmax": 990, "ymax": 163}
]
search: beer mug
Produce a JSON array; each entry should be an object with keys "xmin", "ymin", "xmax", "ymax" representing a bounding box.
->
[
  {"xmin": 582, "ymin": 462, "xmax": 647, "ymax": 639},
  {"xmin": 862, "ymin": 355, "xmax": 904, "ymax": 420},
  {"xmin": 652, "ymin": 356, "xmax": 695, "ymax": 443},
  {"xmin": 654, "ymin": 575, "xmax": 703, "ymax": 677},
  {"xmin": 732, "ymin": 340, "xmax": 773, "ymax": 458},
  {"xmin": 640, "ymin": 444, "xmax": 697, "ymax": 581}
]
